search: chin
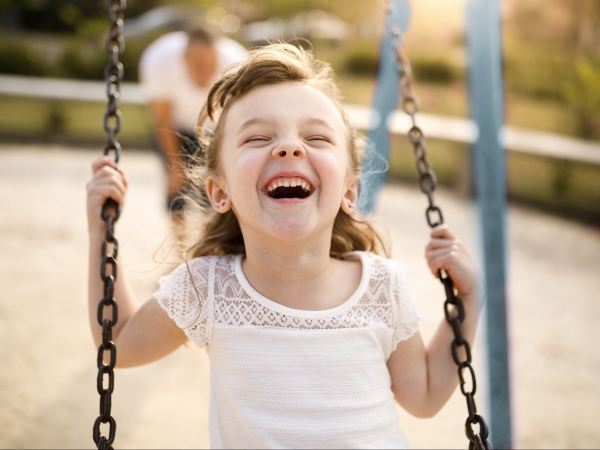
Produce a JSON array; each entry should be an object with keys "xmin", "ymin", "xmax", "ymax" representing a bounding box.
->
[{"xmin": 268, "ymin": 220, "xmax": 315, "ymax": 242}]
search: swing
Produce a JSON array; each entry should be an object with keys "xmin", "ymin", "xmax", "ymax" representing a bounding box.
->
[
  {"xmin": 92, "ymin": 1, "xmax": 490, "ymax": 448},
  {"xmin": 94, "ymin": 1, "xmax": 124, "ymax": 449},
  {"xmin": 365, "ymin": 2, "xmax": 491, "ymax": 448}
]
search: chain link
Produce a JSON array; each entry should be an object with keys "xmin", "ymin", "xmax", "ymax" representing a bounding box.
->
[
  {"xmin": 94, "ymin": 1, "xmax": 126, "ymax": 448},
  {"xmin": 386, "ymin": 2, "xmax": 491, "ymax": 448}
]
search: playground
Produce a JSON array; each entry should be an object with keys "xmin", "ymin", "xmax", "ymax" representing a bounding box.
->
[
  {"xmin": 0, "ymin": 144, "xmax": 598, "ymax": 448},
  {"xmin": 1, "ymin": 0, "xmax": 600, "ymax": 447}
]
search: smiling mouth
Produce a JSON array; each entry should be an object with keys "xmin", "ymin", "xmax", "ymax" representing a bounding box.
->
[{"xmin": 265, "ymin": 177, "xmax": 314, "ymax": 200}]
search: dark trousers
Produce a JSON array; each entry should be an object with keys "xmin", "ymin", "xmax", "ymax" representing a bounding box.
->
[{"xmin": 152, "ymin": 130, "xmax": 206, "ymax": 212}]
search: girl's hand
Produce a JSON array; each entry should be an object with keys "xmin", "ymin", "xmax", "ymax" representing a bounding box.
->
[
  {"xmin": 86, "ymin": 156, "xmax": 128, "ymax": 232},
  {"xmin": 425, "ymin": 225, "xmax": 482, "ymax": 300}
]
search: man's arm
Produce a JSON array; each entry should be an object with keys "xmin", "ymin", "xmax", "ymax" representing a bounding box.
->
[{"xmin": 149, "ymin": 100, "xmax": 186, "ymax": 197}]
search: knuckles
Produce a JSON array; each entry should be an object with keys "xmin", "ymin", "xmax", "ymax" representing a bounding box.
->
[
  {"xmin": 98, "ymin": 165, "xmax": 119, "ymax": 177},
  {"xmin": 87, "ymin": 160, "xmax": 126, "ymax": 223}
]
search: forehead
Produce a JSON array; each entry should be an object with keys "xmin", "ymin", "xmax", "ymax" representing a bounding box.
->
[{"xmin": 225, "ymin": 82, "xmax": 347, "ymax": 133}]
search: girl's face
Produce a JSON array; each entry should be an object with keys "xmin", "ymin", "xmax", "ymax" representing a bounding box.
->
[{"xmin": 206, "ymin": 82, "xmax": 357, "ymax": 245}]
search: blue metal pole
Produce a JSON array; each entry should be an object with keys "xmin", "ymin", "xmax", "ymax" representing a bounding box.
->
[
  {"xmin": 358, "ymin": 0, "xmax": 411, "ymax": 215},
  {"xmin": 465, "ymin": 0, "xmax": 513, "ymax": 447}
]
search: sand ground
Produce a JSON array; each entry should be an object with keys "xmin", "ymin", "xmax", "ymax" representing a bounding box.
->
[{"xmin": 0, "ymin": 145, "xmax": 598, "ymax": 449}]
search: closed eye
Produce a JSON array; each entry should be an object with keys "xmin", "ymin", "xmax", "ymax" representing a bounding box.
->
[
  {"xmin": 306, "ymin": 135, "xmax": 331, "ymax": 143},
  {"xmin": 245, "ymin": 136, "xmax": 270, "ymax": 143}
]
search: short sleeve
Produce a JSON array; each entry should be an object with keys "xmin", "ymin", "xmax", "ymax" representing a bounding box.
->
[
  {"xmin": 389, "ymin": 260, "xmax": 423, "ymax": 349},
  {"xmin": 153, "ymin": 257, "xmax": 213, "ymax": 347},
  {"xmin": 138, "ymin": 32, "xmax": 187, "ymax": 102}
]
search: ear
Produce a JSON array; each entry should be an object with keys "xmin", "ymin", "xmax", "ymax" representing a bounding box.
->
[
  {"xmin": 340, "ymin": 178, "xmax": 359, "ymax": 215},
  {"xmin": 206, "ymin": 176, "xmax": 231, "ymax": 213}
]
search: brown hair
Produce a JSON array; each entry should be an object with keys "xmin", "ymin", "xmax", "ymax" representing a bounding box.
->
[
  {"xmin": 182, "ymin": 43, "xmax": 389, "ymax": 259},
  {"xmin": 185, "ymin": 23, "xmax": 216, "ymax": 46}
]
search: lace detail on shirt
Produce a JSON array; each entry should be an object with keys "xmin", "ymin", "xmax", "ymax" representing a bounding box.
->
[
  {"xmin": 212, "ymin": 254, "xmax": 399, "ymax": 331},
  {"xmin": 389, "ymin": 260, "xmax": 423, "ymax": 347},
  {"xmin": 154, "ymin": 252, "xmax": 422, "ymax": 348},
  {"xmin": 154, "ymin": 257, "xmax": 213, "ymax": 347}
]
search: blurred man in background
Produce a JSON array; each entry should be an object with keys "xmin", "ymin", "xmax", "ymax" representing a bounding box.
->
[{"xmin": 139, "ymin": 24, "xmax": 247, "ymax": 211}]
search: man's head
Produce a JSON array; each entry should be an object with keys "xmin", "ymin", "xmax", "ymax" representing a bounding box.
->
[{"xmin": 184, "ymin": 25, "xmax": 218, "ymax": 88}]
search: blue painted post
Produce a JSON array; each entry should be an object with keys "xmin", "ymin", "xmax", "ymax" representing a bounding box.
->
[
  {"xmin": 465, "ymin": 0, "xmax": 513, "ymax": 447},
  {"xmin": 358, "ymin": 0, "xmax": 411, "ymax": 215}
]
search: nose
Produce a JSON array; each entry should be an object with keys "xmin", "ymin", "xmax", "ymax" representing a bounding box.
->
[{"xmin": 272, "ymin": 139, "xmax": 306, "ymax": 159}]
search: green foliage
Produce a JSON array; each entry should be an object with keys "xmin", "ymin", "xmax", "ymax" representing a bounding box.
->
[
  {"xmin": 562, "ymin": 58, "xmax": 600, "ymax": 115},
  {"xmin": 562, "ymin": 58, "xmax": 600, "ymax": 138},
  {"xmin": 504, "ymin": 39, "xmax": 574, "ymax": 100},
  {"xmin": 410, "ymin": 57, "xmax": 460, "ymax": 84},
  {"xmin": 56, "ymin": 3, "xmax": 83, "ymax": 28},
  {"xmin": 74, "ymin": 17, "xmax": 107, "ymax": 39},
  {"xmin": 57, "ymin": 42, "xmax": 105, "ymax": 80},
  {"xmin": 125, "ymin": 0, "xmax": 165, "ymax": 18},
  {"xmin": 343, "ymin": 42, "xmax": 461, "ymax": 84},
  {"xmin": 343, "ymin": 41, "xmax": 378, "ymax": 76},
  {"xmin": 256, "ymin": 0, "xmax": 306, "ymax": 18},
  {"xmin": 0, "ymin": 34, "xmax": 154, "ymax": 81},
  {"xmin": 55, "ymin": 37, "xmax": 153, "ymax": 81},
  {"xmin": 46, "ymin": 102, "xmax": 66, "ymax": 134},
  {"xmin": 0, "ymin": 41, "xmax": 52, "ymax": 76}
]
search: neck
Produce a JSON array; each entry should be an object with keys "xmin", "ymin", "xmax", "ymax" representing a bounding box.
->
[
  {"xmin": 243, "ymin": 232, "xmax": 332, "ymax": 283},
  {"xmin": 240, "ymin": 229, "xmax": 339, "ymax": 309}
]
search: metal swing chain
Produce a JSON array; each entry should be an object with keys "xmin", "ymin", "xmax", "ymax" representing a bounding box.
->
[
  {"xmin": 94, "ymin": 1, "xmax": 126, "ymax": 449},
  {"xmin": 386, "ymin": 7, "xmax": 491, "ymax": 450}
]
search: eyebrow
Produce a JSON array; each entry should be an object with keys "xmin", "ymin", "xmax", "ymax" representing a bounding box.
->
[
  {"xmin": 235, "ymin": 117, "xmax": 336, "ymax": 135},
  {"xmin": 235, "ymin": 117, "xmax": 272, "ymax": 135},
  {"xmin": 302, "ymin": 117, "xmax": 336, "ymax": 132}
]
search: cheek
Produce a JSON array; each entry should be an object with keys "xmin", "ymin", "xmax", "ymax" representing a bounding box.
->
[
  {"xmin": 321, "ymin": 149, "xmax": 350, "ymax": 181},
  {"xmin": 312, "ymin": 155, "xmax": 347, "ymax": 201},
  {"xmin": 225, "ymin": 153, "xmax": 263, "ymax": 197}
]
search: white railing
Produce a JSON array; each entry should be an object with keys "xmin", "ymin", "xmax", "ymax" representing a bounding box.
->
[{"xmin": 1, "ymin": 74, "xmax": 600, "ymax": 165}]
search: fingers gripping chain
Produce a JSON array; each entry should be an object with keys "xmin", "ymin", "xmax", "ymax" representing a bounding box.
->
[
  {"xmin": 94, "ymin": 1, "xmax": 125, "ymax": 449},
  {"xmin": 386, "ymin": 2, "xmax": 491, "ymax": 448}
]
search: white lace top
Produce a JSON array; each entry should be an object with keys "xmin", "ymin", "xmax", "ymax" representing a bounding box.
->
[{"xmin": 154, "ymin": 251, "xmax": 422, "ymax": 449}]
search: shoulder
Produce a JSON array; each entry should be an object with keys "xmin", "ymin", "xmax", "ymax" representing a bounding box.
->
[
  {"xmin": 185, "ymin": 255, "xmax": 216, "ymax": 274},
  {"xmin": 144, "ymin": 31, "xmax": 187, "ymax": 56},
  {"xmin": 154, "ymin": 255, "xmax": 238, "ymax": 306},
  {"xmin": 216, "ymin": 37, "xmax": 248, "ymax": 65},
  {"xmin": 169, "ymin": 254, "xmax": 236, "ymax": 279},
  {"xmin": 174, "ymin": 254, "xmax": 240, "ymax": 282},
  {"xmin": 156, "ymin": 256, "xmax": 213, "ymax": 290},
  {"xmin": 345, "ymin": 252, "xmax": 421, "ymax": 346},
  {"xmin": 348, "ymin": 251, "xmax": 406, "ymax": 280},
  {"xmin": 153, "ymin": 255, "xmax": 234, "ymax": 346},
  {"xmin": 355, "ymin": 252, "xmax": 413, "ymax": 302},
  {"xmin": 342, "ymin": 251, "xmax": 408, "ymax": 303},
  {"xmin": 139, "ymin": 32, "xmax": 186, "ymax": 73}
]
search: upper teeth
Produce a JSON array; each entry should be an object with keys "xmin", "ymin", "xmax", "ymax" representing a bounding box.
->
[{"xmin": 266, "ymin": 177, "xmax": 312, "ymax": 193}]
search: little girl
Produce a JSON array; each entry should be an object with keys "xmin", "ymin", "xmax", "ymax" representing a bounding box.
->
[{"xmin": 87, "ymin": 43, "xmax": 481, "ymax": 448}]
